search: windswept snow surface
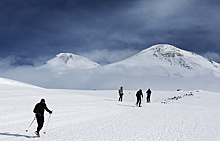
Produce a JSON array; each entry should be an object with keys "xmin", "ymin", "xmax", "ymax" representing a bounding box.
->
[{"xmin": 0, "ymin": 85, "xmax": 220, "ymax": 140}]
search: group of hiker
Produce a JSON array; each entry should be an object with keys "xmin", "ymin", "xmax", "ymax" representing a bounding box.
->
[
  {"xmin": 32, "ymin": 87, "xmax": 151, "ymax": 137},
  {"xmin": 118, "ymin": 86, "xmax": 152, "ymax": 107}
]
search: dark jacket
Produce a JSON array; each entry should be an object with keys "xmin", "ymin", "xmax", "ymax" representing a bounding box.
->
[
  {"xmin": 119, "ymin": 89, "xmax": 123, "ymax": 95},
  {"xmin": 136, "ymin": 90, "xmax": 143, "ymax": 98},
  {"xmin": 147, "ymin": 89, "xmax": 151, "ymax": 97},
  {"xmin": 33, "ymin": 102, "xmax": 51, "ymax": 116}
]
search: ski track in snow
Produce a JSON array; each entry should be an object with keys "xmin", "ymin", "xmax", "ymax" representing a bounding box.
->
[{"xmin": 0, "ymin": 88, "xmax": 220, "ymax": 141}]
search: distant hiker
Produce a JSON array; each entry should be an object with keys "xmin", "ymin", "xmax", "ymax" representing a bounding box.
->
[
  {"xmin": 118, "ymin": 86, "xmax": 124, "ymax": 101},
  {"xmin": 136, "ymin": 89, "xmax": 143, "ymax": 107},
  {"xmin": 146, "ymin": 88, "xmax": 152, "ymax": 103},
  {"xmin": 33, "ymin": 98, "xmax": 52, "ymax": 137}
]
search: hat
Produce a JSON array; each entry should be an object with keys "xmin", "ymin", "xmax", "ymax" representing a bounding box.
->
[{"xmin": 41, "ymin": 98, "xmax": 45, "ymax": 103}]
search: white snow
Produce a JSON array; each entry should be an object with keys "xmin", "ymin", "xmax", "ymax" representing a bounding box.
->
[
  {"xmin": 0, "ymin": 79, "xmax": 220, "ymax": 141},
  {"xmin": 0, "ymin": 44, "xmax": 220, "ymax": 91},
  {"xmin": 106, "ymin": 44, "xmax": 220, "ymax": 76},
  {"xmin": 40, "ymin": 53, "xmax": 101, "ymax": 71},
  {"xmin": 0, "ymin": 77, "xmax": 40, "ymax": 89}
]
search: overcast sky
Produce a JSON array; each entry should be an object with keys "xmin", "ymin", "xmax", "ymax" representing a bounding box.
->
[{"xmin": 0, "ymin": 0, "xmax": 220, "ymax": 66}]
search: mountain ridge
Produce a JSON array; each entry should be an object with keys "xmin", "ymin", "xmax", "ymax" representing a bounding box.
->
[
  {"xmin": 40, "ymin": 44, "xmax": 220, "ymax": 73},
  {"xmin": 38, "ymin": 44, "xmax": 220, "ymax": 79},
  {"xmin": 102, "ymin": 44, "xmax": 220, "ymax": 76},
  {"xmin": 1, "ymin": 44, "xmax": 220, "ymax": 91}
]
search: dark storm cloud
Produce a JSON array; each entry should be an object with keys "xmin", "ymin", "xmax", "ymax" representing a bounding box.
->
[{"xmin": 0, "ymin": 0, "xmax": 220, "ymax": 66}]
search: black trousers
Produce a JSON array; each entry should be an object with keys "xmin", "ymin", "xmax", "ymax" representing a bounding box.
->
[
  {"xmin": 119, "ymin": 94, "xmax": 123, "ymax": 101},
  {"xmin": 36, "ymin": 114, "xmax": 44, "ymax": 133},
  {"xmin": 136, "ymin": 98, "xmax": 142, "ymax": 107},
  {"xmin": 147, "ymin": 96, "xmax": 151, "ymax": 103}
]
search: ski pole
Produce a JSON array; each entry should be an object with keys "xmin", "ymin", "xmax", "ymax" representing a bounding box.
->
[
  {"xmin": 26, "ymin": 117, "xmax": 35, "ymax": 132},
  {"xmin": 43, "ymin": 111, "xmax": 52, "ymax": 134}
]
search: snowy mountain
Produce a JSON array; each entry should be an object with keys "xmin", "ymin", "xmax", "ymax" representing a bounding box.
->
[
  {"xmin": 148, "ymin": 44, "xmax": 219, "ymax": 70},
  {"xmin": 1, "ymin": 44, "xmax": 220, "ymax": 91},
  {"xmin": 40, "ymin": 44, "xmax": 220, "ymax": 77},
  {"xmin": 147, "ymin": 44, "xmax": 219, "ymax": 73},
  {"xmin": 40, "ymin": 53, "xmax": 101, "ymax": 71},
  {"xmin": 105, "ymin": 44, "xmax": 220, "ymax": 78}
]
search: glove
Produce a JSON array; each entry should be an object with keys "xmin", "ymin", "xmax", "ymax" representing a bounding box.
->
[{"xmin": 49, "ymin": 111, "xmax": 52, "ymax": 114}]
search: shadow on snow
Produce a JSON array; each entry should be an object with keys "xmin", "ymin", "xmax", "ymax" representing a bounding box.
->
[
  {"xmin": 117, "ymin": 104, "xmax": 135, "ymax": 107},
  {"xmin": 0, "ymin": 132, "xmax": 36, "ymax": 138}
]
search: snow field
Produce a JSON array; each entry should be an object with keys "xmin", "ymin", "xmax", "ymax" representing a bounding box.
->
[{"xmin": 0, "ymin": 87, "xmax": 220, "ymax": 140}]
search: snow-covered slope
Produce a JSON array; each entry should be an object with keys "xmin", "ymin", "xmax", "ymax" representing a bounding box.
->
[
  {"xmin": 0, "ymin": 82, "xmax": 220, "ymax": 141},
  {"xmin": 40, "ymin": 53, "xmax": 101, "ymax": 71},
  {"xmin": 148, "ymin": 44, "xmax": 219, "ymax": 70},
  {"xmin": 0, "ymin": 77, "xmax": 41, "ymax": 89},
  {"xmin": 105, "ymin": 44, "xmax": 220, "ymax": 77}
]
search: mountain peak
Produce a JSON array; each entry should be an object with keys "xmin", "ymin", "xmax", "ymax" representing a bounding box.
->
[
  {"xmin": 43, "ymin": 53, "xmax": 101, "ymax": 71},
  {"xmin": 112, "ymin": 44, "xmax": 219, "ymax": 75},
  {"xmin": 144, "ymin": 44, "xmax": 196, "ymax": 56},
  {"xmin": 138, "ymin": 44, "xmax": 207, "ymax": 70},
  {"xmin": 55, "ymin": 53, "xmax": 85, "ymax": 64},
  {"xmin": 148, "ymin": 44, "xmax": 180, "ymax": 50}
]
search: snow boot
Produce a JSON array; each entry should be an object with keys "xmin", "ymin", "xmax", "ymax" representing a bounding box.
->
[{"xmin": 35, "ymin": 131, "xmax": 40, "ymax": 137}]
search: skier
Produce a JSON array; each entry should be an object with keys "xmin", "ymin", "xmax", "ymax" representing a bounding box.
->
[
  {"xmin": 146, "ymin": 88, "xmax": 152, "ymax": 103},
  {"xmin": 118, "ymin": 86, "xmax": 124, "ymax": 101},
  {"xmin": 136, "ymin": 89, "xmax": 143, "ymax": 107},
  {"xmin": 33, "ymin": 98, "xmax": 52, "ymax": 137}
]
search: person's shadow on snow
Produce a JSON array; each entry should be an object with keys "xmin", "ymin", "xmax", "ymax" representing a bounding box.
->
[
  {"xmin": 117, "ymin": 104, "xmax": 135, "ymax": 107},
  {"xmin": 0, "ymin": 132, "xmax": 36, "ymax": 138}
]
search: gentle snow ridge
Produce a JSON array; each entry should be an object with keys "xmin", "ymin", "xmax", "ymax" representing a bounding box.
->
[{"xmin": 0, "ymin": 77, "xmax": 40, "ymax": 89}]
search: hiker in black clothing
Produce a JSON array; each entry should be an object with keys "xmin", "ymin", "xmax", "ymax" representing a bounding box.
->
[
  {"xmin": 118, "ymin": 86, "xmax": 124, "ymax": 101},
  {"xmin": 33, "ymin": 98, "xmax": 52, "ymax": 136},
  {"xmin": 136, "ymin": 89, "xmax": 143, "ymax": 107},
  {"xmin": 146, "ymin": 88, "xmax": 152, "ymax": 103}
]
